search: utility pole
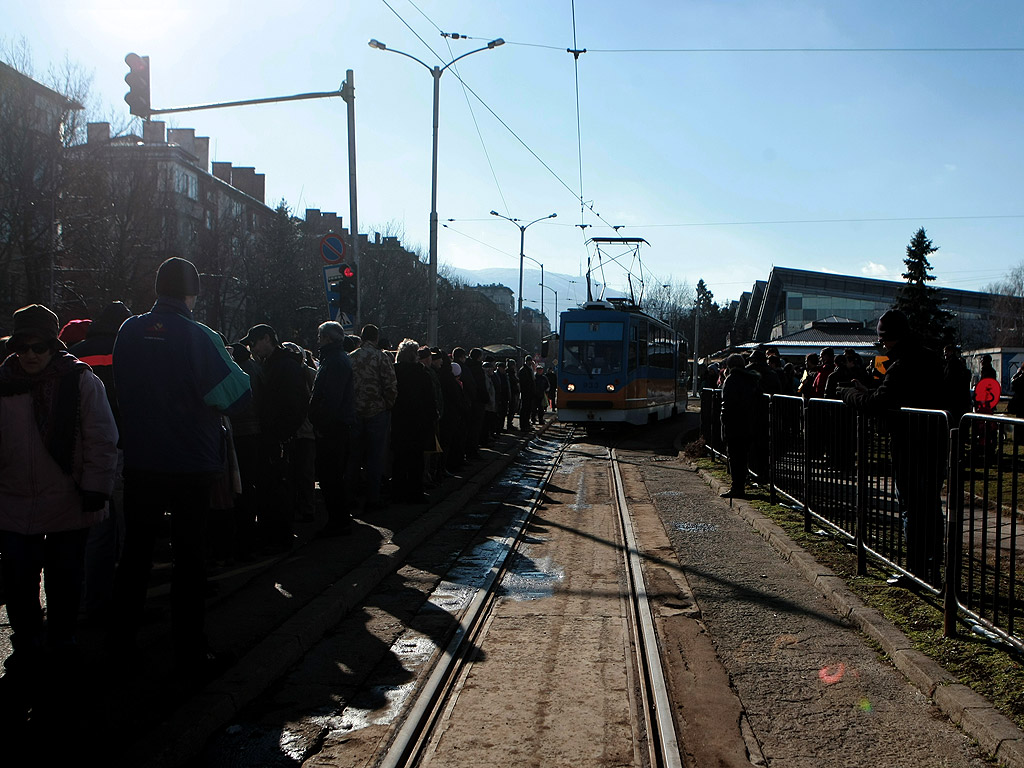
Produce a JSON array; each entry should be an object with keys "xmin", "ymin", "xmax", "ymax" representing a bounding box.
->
[{"xmin": 342, "ymin": 70, "xmax": 360, "ymax": 329}]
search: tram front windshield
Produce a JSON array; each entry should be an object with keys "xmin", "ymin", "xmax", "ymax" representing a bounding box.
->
[{"xmin": 561, "ymin": 321, "xmax": 624, "ymax": 375}]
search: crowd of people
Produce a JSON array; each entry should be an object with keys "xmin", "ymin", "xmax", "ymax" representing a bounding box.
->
[
  {"xmin": 715, "ymin": 308, "xmax": 1011, "ymax": 587},
  {"xmin": 0, "ymin": 255, "xmax": 558, "ymax": 701}
]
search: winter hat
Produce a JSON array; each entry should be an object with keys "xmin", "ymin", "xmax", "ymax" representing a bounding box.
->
[
  {"xmin": 241, "ymin": 324, "xmax": 278, "ymax": 346},
  {"xmin": 155, "ymin": 257, "xmax": 201, "ymax": 299},
  {"xmin": 876, "ymin": 309, "xmax": 909, "ymax": 342},
  {"xmin": 58, "ymin": 318, "xmax": 91, "ymax": 346},
  {"xmin": 11, "ymin": 304, "xmax": 64, "ymax": 348},
  {"xmin": 451, "ymin": 362, "xmax": 462, "ymax": 377}
]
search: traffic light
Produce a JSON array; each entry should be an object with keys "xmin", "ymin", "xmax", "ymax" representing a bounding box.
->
[
  {"xmin": 338, "ymin": 263, "xmax": 358, "ymax": 319},
  {"xmin": 124, "ymin": 53, "xmax": 151, "ymax": 119}
]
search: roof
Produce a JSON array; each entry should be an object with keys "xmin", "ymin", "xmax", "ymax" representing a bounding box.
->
[{"xmin": 0, "ymin": 60, "xmax": 84, "ymax": 111}]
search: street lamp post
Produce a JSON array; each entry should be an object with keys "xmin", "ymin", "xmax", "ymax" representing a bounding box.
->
[
  {"xmin": 539, "ymin": 283, "xmax": 558, "ymax": 330},
  {"xmin": 490, "ymin": 210, "xmax": 556, "ymax": 353},
  {"xmin": 369, "ymin": 37, "xmax": 504, "ymax": 346},
  {"xmin": 522, "ymin": 254, "xmax": 543, "ymax": 318}
]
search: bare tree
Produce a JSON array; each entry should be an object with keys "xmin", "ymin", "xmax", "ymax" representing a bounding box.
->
[
  {"xmin": 984, "ymin": 263, "xmax": 1024, "ymax": 347},
  {"xmin": 0, "ymin": 41, "xmax": 91, "ymax": 320},
  {"xmin": 437, "ymin": 267, "xmax": 514, "ymax": 349}
]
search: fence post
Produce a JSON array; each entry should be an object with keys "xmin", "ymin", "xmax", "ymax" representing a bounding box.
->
[
  {"xmin": 856, "ymin": 411, "xmax": 868, "ymax": 576},
  {"xmin": 768, "ymin": 395, "xmax": 777, "ymax": 504},
  {"xmin": 943, "ymin": 426, "xmax": 961, "ymax": 638}
]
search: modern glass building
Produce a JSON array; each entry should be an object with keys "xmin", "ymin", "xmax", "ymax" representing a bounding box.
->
[{"xmin": 731, "ymin": 267, "xmax": 995, "ymax": 347}]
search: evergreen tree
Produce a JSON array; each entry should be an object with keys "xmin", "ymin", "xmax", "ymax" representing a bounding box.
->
[{"xmin": 893, "ymin": 227, "xmax": 955, "ymax": 347}]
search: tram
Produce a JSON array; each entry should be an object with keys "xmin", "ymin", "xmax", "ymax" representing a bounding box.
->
[{"xmin": 556, "ymin": 299, "xmax": 685, "ymax": 425}]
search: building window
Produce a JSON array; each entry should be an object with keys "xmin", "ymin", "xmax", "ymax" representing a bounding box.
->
[{"xmin": 174, "ymin": 168, "xmax": 198, "ymax": 200}]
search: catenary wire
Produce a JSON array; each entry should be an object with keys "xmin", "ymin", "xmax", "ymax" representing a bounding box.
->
[
  {"xmin": 445, "ymin": 38, "xmax": 512, "ymax": 217},
  {"xmin": 571, "ymin": 0, "xmax": 586, "ymax": 229}
]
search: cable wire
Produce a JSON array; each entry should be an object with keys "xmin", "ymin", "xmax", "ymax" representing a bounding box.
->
[
  {"xmin": 571, "ymin": 0, "xmax": 586, "ymax": 229},
  {"xmin": 445, "ymin": 38, "xmax": 511, "ymax": 217},
  {"xmin": 619, "ymin": 214, "xmax": 1024, "ymax": 227},
  {"xmin": 494, "ymin": 42, "xmax": 1024, "ymax": 54},
  {"xmin": 380, "ymin": 0, "xmax": 446, "ymax": 66}
]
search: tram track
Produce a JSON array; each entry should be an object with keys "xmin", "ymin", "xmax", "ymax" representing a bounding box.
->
[
  {"xmin": 197, "ymin": 420, "xmax": 689, "ymax": 767},
  {"xmin": 366, "ymin": 430, "xmax": 683, "ymax": 768},
  {"xmin": 373, "ymin": 427, "xmax": 576, "ymax": 768},
  {"xmin": 611, "ymin": 447, "xmax": 683, "ymax": 768}
]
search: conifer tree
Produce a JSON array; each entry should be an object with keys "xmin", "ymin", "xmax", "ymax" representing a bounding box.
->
[{"xmin": 893, "ymin": 227, "xmax": 955, "ymax": 347}]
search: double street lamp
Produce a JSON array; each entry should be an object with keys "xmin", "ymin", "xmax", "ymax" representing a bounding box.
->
[
  {"xmin": 490, "ymin": 210, "xmax": 556, "ymax": 353},
  {"xmin": 369, "ymin": 36, "xmax": 505, "ymax": 346}
]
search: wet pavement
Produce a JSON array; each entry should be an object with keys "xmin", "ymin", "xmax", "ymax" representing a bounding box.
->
[
  {"xmin": 0, "ymin": 420, "xmax": 557, "ymax": 766},
  {"xmin": 199, "ymin": 429, "xmax": 567, "ymax": 765}
]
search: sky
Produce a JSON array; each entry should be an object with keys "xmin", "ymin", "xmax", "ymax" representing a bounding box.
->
[{"xmin": 5, "ymin": 0, "xmax": 1024, "ymax": 321}]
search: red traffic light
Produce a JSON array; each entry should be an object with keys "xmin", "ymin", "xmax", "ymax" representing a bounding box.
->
[
  {"xmin": 343, "ymin": 265, "xmax": 355, "ymax": 278},
  {"xmin": 124, "ymin": 53, "xmax": 151, "ymax": 120}
]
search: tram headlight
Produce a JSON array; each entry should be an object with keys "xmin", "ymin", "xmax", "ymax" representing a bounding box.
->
[
  {"xmin": 566, "ymin": 383, "xmax": 575, "ymax": 392},
  {"xmin": 606, "ymin": 383, "xmax": 615, "ymax": 392}
]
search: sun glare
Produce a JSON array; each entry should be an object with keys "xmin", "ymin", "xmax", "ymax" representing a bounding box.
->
[{"xmin": 69, "ymin": 2, "xmax": 188, "ymax": 40}]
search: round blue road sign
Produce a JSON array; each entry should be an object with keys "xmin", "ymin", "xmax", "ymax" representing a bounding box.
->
[{"xmin": 320, "ymin": 234, "xmax": 346, "ymax": 264}]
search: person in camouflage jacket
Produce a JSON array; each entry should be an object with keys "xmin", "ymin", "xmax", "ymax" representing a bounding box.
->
[{"xmin": 346, "ymin": 324, "xmax": 397, "ymax": 509}]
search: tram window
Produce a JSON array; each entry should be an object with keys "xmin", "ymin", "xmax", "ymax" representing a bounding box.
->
[
  {"xmin": 639, "ymin": 321, "xmax": 648, "ymax": 366},
  {"xmin": 562, "ymin": 321, "xmax": 625, "ymax": 375},
  {"xmin": 562, "ymin": 341, "xmax": 623, "ymax": 375}
]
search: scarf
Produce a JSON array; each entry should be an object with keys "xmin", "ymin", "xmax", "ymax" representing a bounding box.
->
[{"xmin": 0, "ymin": 350, "xmax": 87, "ymax": 476}]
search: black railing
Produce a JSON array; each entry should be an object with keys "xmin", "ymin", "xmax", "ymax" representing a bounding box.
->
[{"xmin": 702, "ymin": 390, "xmax": 1024, "ymax": 651}]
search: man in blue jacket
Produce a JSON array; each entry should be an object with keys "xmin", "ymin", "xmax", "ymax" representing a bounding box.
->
[{"xmin": 111, "ymin": 257, "xmax": 251, "ymax": 681}]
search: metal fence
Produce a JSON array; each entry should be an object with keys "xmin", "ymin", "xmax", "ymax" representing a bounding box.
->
[
  {"xmin": 701, "ymin": 390, "xmax": 1024, "ymax": 651},
  {"xmin": 952, "ymin": 415, "xmax": 1024, "ymax": 644}
]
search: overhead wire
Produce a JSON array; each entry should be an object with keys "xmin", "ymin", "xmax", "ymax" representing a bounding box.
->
[
  {"xmin": 570, "ymin": 0, "xmax": 586, "ymax": 229},
  {"xmin": 382, "ymin": 3, "xmax": 1021, "ymax": 295},
  {"xmin": 380, "ymin": 0, "xmax": 446, "ymax": 66},
  {"xmin": 404, "ymin": 0, "xmax": 444, "ymax": 34},
  {"xmin": 380, "ymin": 0, "xmax": 624, "ymax": 238},
  {"xmin": 615, "ymin": 213, "xmax": 1024, "ymax": 227},
  {"xmin": 493, "ymin": 41, "xmax": 1024, "ymax": 54},
  {"xmin": 443, "ymin": 38, "xmax": 512, "ymax": 217}
]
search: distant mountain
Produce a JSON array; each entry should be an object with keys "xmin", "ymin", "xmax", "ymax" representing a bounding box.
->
[{"xmin": 445, "ymin": 266, "xmax": 623, "ymax": 322}]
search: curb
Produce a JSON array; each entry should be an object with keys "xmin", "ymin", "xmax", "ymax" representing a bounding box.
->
[
  {"xmin": 139, "ymin": 424, "xmax": 553, "ymax": 768},
  {"xmin": 698, "ymin": 468, "xmax": 1024, "ymax": 768}
]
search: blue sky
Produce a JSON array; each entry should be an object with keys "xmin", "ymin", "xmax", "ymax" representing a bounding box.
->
[{"xmin": 5, "ymin": 0, "xmax": 1024, "ymax": 315}]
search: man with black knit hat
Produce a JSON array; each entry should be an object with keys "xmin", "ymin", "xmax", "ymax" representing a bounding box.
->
[
  {"xmin": 111, "ymin": 256, "xmax": 251, "ymax": 681},
  {"xmin": 843, "ymin": 308, "xmax": 945, "ymax": 586}
]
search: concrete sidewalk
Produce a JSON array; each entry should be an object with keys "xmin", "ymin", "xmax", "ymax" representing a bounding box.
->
[{"xmin": 698, "ymin": 468, "xmax": 1024, "ymax": 768}]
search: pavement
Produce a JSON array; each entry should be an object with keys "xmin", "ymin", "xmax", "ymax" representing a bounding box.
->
[{"xmin": 697, "ymin": 467, "xmax": 1024, "ymax": 768}]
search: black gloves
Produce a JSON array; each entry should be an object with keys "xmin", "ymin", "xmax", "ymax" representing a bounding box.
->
[{"xmin": 80, "ymin": 490, "xmax": 109, "ymax": 513}]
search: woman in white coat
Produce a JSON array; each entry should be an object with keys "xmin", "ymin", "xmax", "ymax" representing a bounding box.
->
[{"xmin": 0, "ymin": 304, "xmax": 119, "ymax": 682}]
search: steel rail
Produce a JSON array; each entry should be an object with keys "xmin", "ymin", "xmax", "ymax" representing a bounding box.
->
[
  {"xmin": 610, "ymin": 448, "xmax": 684, "ymax": 768},
  {"xmin": 377, "ymin": 426, "xmax": 575, "ymax": 768}
]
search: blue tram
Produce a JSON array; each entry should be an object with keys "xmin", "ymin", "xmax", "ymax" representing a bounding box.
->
[{"xmin": 556, "ymin": 299, "xmax": 685, "ymax": 425}]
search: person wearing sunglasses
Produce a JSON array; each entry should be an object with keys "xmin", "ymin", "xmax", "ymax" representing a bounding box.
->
[{"xmin": 0, "ymin": 303, "xmax": 119, "ymax": 697}]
